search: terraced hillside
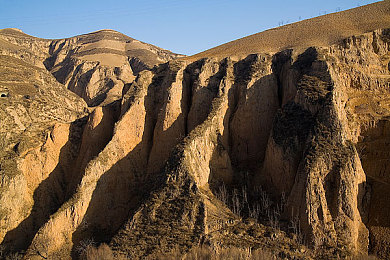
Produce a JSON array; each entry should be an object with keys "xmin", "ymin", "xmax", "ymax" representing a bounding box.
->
[{"xmin": 0, "ymin": 28, "xmax": 183, "ymax": 106}]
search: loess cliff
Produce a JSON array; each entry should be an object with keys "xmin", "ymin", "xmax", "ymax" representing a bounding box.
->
[{"xmin": 1, "ymin": 1, "xmax": 390, "ymax": 260}]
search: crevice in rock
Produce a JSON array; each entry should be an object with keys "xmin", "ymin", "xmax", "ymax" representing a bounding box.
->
[
  {"xmin": 228, "ymin": 54, "xmax": 278, "ymax": 173},
  {"xmin": 44, "ymin": 40, "xmax": 66, "ymax": 71},
  {"xmin": 183, "ymin": 59, "xmax": 205, "ymax": 136},
  {"xmin": 146, "ymin": 62, "xmax": 190, "ymax": 174},
  {"xmin": 271, "ymin": 50, "xmax": 293, "ymax": 107},
  {"xmin": 186, "ymin": 58, "xmax": 227, "ymax": 133},
  {"xmin": 229, "ymin": 54, "xmax": 259, "ymax": 120},
  {"xmin": 66, "ymin": 101, "xmax": 121, "ymax": 198},
  {"xmin": 66, "ymin": 62, "xmax": 101, "ymax": 105},
  {"xmin": 145, "ymin": 63, "xmax": 181, "ymax": 171},
  {"xmin": 128, "ymin": 57, "xmax": 150, "ymax": 75}
]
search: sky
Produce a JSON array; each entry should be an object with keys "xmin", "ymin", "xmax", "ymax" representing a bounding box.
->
[{"xmin": 0, "ymin": 0, "xmax": 381, "ymax": 55}]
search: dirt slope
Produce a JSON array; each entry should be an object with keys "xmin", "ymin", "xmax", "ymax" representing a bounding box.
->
[{"xmin": 188, "ymin": 1, "xmax": 390, "ymax": 60}]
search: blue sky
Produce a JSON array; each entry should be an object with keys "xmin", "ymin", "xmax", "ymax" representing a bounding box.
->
[{"xmin": 0, "ymin": 0, "xmax": 380, "ymax": 55}]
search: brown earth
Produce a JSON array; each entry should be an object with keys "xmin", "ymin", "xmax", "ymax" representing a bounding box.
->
[
  {"xmin": 188, "ymin": 1, "xmax": 390, "ymax": 60},
  {"xmin": 0, "ymin": 2, "xmax": 390, "ymax": 260}
]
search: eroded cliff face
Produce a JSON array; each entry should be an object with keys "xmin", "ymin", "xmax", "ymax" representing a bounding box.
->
[
  {"xmin": 1, "ymin": 27, "xmax": 390, "ymax": 259},
  {"xmin": 20, "ymin": 55, "xmax": 300, "ymax": 259},
  {"xmin": 0, "ymin": 29, "xmax": 183, "ymax": 107},
  {"xmin": 260, "ymin": 29, "xmax": 390, "ymax": 256},
  {"xmin": 0, "ymin": 53, "xmax": 88, "ymax": 254},
  {"xmin": 329, "ymin": 29, "xmax": 390, "ymax": 258}
]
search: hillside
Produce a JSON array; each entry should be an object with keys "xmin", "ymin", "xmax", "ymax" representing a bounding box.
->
[
  {"xmin": 0, "ymin": 28, "xmax": 183, "ymax": 106},
  {"xmin": 188, "ymin": 1, "xmax": 390, "ymax": 60},
  {"xmin": 1, "ymin": 2, "xmax": 390, "ymax": 260}
]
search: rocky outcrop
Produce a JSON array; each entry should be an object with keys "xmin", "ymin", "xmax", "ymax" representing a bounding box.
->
[
  {"xmin": 328, "ymin": 29, "xmax": 390, "ymax": 258},
  {"xmin": 23, "ymin": 55, "xmax": 303, "ymax": 259},
  {"xmin": 260, "ymin": 29, "xmax": 390, "ymax": 257}
]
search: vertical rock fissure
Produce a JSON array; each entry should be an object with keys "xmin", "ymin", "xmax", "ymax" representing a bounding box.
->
[
  {"xmin": 182, "ymin": 70, "xmax": 192, "ymax": 137},
  {"xmin": 271, "ymin": 50, "xmax": 293, "ymax": 107},
  {"xmin": 355, "ymin": 120, "xmax": 390, "ymax": 258},
  {"xmin": 182, "ymin": 59, "xmax": 205, "ymax": 137}
]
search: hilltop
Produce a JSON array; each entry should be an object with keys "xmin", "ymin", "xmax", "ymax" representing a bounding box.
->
[
  {"xmin": 188, "ymin": 1, "xmax": 390, "ymax": 60},
  {"xmin": 0, "ymin": 28, "xmax": 183, "ymax": 106}
]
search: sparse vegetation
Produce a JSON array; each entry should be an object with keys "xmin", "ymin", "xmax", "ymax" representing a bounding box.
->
[
  {"xmin": 164, "ymin": 246, "xmax": 275, "ymax": 260},
  {"xmin": 80, "ymin": 243, "xmax": 127, "ymax": 260},
  {"xmin": 77, "ymin": 238, "xmax": 96, "ymax": 258},
  {"xmin": 214, "ymin": 181, "xmax": 304, "ymax": 246},
  {"xmin": 82, "ymin": 244, "xmax": 275, "ymax": 260},
  {"xmin": 0, "ymin": 246, "xmax": 23, "ymax": 260}
]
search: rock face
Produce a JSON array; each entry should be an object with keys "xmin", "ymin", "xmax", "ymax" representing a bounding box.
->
[
  {"xmin": 1, "ymin": 3, "xmax": 390, "ymax": 260},
  {"xmin": 0, "ymin": 52, "xmax": 87, "ymax": 253}
]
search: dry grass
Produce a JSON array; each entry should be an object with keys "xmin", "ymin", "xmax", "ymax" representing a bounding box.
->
[
  {"xmin": 82, "ymin": 244, "xmax": 275, "ymax": 260},
  {"xmin": 186, "ymin": 1, "xmax": 390, "ymax": 60},
  {"xmin": 165, "ymin": 246, "xmax": 275, "ymax": 260},
  {"xmin": 82, "ymin": 244, "xmax": 126, "ymax": 260}
]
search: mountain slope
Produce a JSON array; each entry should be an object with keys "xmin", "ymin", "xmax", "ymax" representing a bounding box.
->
[
  {"xmin": 0, "ymin": 28, "xmax": 184, "ymax": 106},
  {"xmin": 188, "ymin": 1, "xmax": 390, "ymax": 60}
]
